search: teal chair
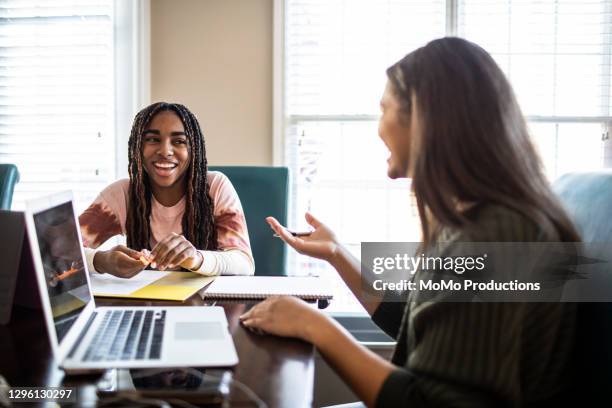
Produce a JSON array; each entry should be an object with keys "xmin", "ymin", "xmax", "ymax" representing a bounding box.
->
[
  {"xmin": 554, "ymin": 171, "xmax": 612, "ymax": 406},
  {"xmin": 0, "ymin": 164, "xmax": 19, "ymax": 210},
  {"xmin": 209, "ymin": 166, "xmax": 289, "ymax": 276}
]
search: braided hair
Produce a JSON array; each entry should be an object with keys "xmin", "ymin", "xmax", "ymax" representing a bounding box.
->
[{"xmin": 125, "ymin": 102, "xmax": 218, "ymax": 251}]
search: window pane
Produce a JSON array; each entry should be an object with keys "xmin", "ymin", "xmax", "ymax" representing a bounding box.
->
[
  {"xmin": 458, "ymin": 0, "xmax": 612, "ymax": 117},
  {"xmin": 0, "ymin": 0, "xmax": 115, "ymax": 212},
  {"xmin": 530, "ymin": 122, "xmax": 606, "ymax": 180},
  {"xmin": 286, "ymin": 0, "xmax": 446, "ymax": 116}
]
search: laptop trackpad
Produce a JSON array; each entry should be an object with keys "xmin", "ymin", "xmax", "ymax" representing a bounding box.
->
[{"xmin": 174, "ymin": 322, "xmax": 224, "ymax": 340}]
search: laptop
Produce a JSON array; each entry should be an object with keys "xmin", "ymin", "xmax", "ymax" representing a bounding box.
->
[
  {"xmin": 0, "ymin": 210, "xmax": 40, "ymax": 324},
  {"xmin": 24, "ymin": 191, "xmax": 239, "ymax": 374}
]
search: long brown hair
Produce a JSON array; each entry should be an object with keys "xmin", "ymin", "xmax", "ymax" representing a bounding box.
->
[
  {"xmin": 125, "ymin": 102, "xmax": 218, "ymax": 251},
  {"xmin": 386, "ymin": 37, "xmax": 580, "ymax": 245}
]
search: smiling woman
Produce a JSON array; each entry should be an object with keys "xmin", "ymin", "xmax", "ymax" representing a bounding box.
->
[
  {"xmin": 243, "ymin": 38, "xmax": 580, "ymax": 408},
  {"xmin": 141, "ymin": 111, "xmax": 192, "ymax": 200},
  {"xmin": 78, "ymin": 102, "xmax": 254, "ymax": 278}
]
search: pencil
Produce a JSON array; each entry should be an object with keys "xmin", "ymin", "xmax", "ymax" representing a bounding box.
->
[{"xmin": 273, "ymin": 230, "xmax": 312, "ymax": 238}]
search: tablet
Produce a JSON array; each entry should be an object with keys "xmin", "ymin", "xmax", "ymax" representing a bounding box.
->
[{"xmin": 96, "ymin": 368, "xmax": 231, "ymax": 405}]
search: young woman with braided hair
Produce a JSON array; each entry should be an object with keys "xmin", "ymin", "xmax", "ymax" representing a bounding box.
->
[{"xmin": 79, "ymin": 102, "xmax": 254, "ymax": 278}]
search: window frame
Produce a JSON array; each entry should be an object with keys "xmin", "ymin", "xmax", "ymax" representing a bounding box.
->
[{"xmin": 113, "ymin": 0, "xmax": 151, "ymax": 180}]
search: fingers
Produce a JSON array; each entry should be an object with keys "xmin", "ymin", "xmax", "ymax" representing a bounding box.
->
[
  {"xmin": 118, "ymin": 253, "xmax": 146, "ymax": 268},
  {"xmin": 240, "ymin": 315, "xmax": 263, "ymax": 327},
  {"xmin": 239, "ymin": 305, "xmax": 255, "ymax": 321},
  {"xmin": 115, "ymin": 245, "xmax": 143, "ymax": 260},
  {"xmin": 266, "ymin": 217, "xmax": 300, "ymax": 246},
  {"xmin": 265, "ymin": 217, "xmax": 286, "ymax": 234},
  {"xmin": 114, "ymin": 252, "xmax": 146, "ymax": 278},
  {"xmin": 265, "ymin": 216, "xmax": 280, "ymax": 225},
  {"xmin": 139, "ymin": 249, "xmax": 153, "ymax": 266},
  {"xmin": 239, "ymin": 297, "xmax": 300, "ymax": 337},
  {"xmin": 159, "ymin": 242, "xmax": 192, "ymax": 270},
  {"xmin": 167, "ymin": 245, "xmax": 195, "ymax": 270},
  {"xmin": 150, "ymin": 233, "xmax": 179, "ymax": 259},
  {"xmin": 239, "ymin": 300, "xmax": 269, "ymax": 334},
  {"xmin": 240, "ymin": 317, "xmax": 266, "ymax": 335},
  {"xmin": 151, "ymin": 233, "xmax": 184, "ymax": 269},
  {"xmin": 267, "ymin": 215, "xmax": 323, "ymax": 251},
  {"xmin": 305, "ymin": 212, "xmax": 322, "ymax": 229},
  {"xmin": 239, "ymin": 297, "xmax": 273, "ymax": 321}
]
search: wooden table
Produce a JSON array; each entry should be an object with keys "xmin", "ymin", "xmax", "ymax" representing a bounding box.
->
[{"xmin": 0, "ymin": 296, "xmax": 315, "ymax": 408}]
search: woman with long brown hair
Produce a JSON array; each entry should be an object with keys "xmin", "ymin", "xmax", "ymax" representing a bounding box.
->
[{"xmin": 240, "ymin": 37, "xmax": 579, "ymax": 407}]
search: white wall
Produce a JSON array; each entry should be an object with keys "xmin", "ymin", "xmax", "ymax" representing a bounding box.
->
[{"xmin": 150, "ymin": 0, "xmax": 273, "ymax": 166}]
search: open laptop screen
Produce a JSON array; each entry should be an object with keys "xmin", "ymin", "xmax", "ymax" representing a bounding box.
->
[{"xmin": 32, "ymin": 201, "xmax": 91, "ymax": 342}]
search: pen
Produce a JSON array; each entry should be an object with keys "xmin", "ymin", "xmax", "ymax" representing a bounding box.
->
[{"xmin": 273, "ymin": 230, "xmax": 312, "ymax": 238}]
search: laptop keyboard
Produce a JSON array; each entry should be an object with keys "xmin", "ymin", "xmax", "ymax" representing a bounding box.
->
[{"xmin": 82, "ymin": 310, "xmax": 166, "ymax": 362}]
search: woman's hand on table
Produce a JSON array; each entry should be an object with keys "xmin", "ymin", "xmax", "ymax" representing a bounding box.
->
[{"xmin": 239, "ymin": 296, "xmax": 327, "ymax": 343}]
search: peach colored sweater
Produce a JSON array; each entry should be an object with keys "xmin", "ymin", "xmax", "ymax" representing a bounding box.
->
[{"xmin": 79, "ymin": 171, "xmax": 254, "ymax": 276}]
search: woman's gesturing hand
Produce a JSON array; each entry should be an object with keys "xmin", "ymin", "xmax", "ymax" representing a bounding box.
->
[
  {"xmin": 266, "ymin": 212, "xmax": 339, "ymax": 262},
  {"xmin": 150, "ymin": 232, "xmax": 203, "ymax": 271},
  {"xmin": 239, "ymin": 296, "xmax": 324, "ymax": 342}
]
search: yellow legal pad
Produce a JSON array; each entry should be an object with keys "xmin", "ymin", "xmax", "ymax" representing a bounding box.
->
[{"xmin": 90, "ymin": 270, "xmax": 216, "ymax": 302}]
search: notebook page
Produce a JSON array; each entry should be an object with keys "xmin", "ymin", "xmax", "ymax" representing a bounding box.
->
[{"xmin": 89, "ymin": 270, "xmax": 170, "ymax": 296}]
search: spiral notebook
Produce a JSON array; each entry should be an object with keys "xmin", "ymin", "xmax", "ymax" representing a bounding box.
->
[{"xmin": 199, "ymin": 276, "xmax": 333, "ymax": 301}]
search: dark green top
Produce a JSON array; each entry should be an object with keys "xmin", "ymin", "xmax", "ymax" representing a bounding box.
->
[{"xmin": 372, "ymin": 204, "xmax": 576, "ymax": 407}]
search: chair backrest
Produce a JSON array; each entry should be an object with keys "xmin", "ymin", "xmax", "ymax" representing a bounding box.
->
[
  {"xmin": 209, "ymin": 166, "xmax": 289, "ymax": 276},
  {"xmin": 0, "ymin": 164, "xmax": 20, "ymax": 210},
  {"xmin": 553, "ymin": 171, "xmax": 612, "ymax": 404}
]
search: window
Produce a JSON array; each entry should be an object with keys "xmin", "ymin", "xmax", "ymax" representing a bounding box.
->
[
  {"xmin": 458, "ymin": 0, "xmax": 612, "ymax": 179},
  {"xmin": 0, "ymin": 0, "xmax": 115, "ymax": 212},
  {"xmin": 277, "ymin": 0, "xmax": 612, "ymax": 314}
]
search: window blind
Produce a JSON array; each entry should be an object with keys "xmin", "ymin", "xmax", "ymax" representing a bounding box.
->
[
  {"xmin": 285, "ymin": 0, "xmax": 446, "ymax": 116},
  {"xmin": 0, "ymin": 0, "xmax": 115, "ymax": 212},
  {"xmin": 458, "ymin": 0, "xmax": 612, "ymax": 179},
  {"xmin": 459, "ymin": 0, "xmax": 611, "ymax": 118}
]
